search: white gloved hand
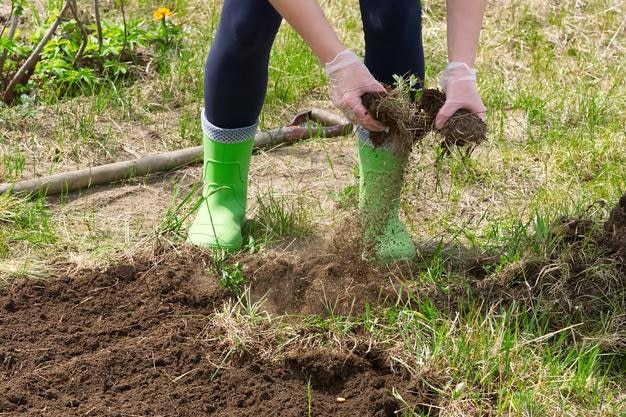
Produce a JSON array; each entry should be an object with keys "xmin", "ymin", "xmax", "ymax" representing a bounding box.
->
[
  {"xmin": 435, "ymin": 62, "xmax": 487, "ymax": 129},
  {"xmin": 325, "ymin": 49, "xmax": 386, "ymax": 132}
]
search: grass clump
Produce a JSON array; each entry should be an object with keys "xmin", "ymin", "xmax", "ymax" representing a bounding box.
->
[
  {"xmin": 0, "ymin": 193, "xmax": 56, "ymax": 259},
  {"xmin": 248, "ymin": 189, "xmax": 313, "ymax": 246}
]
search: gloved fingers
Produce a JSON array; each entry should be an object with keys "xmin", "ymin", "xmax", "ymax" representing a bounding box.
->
[
  {"xmin": 435, "ymin": 100, "xmax": 487, "ymax": 129},
  {"xmin": 332, "ymin": 80, "xmax": 386, "ymax": 131},
  {"xmin": 435, "ymin": 101, "xmax": 463, "ymax": 129},
  {"xmin": 473, "ymin": 103, "xmax": 487, "ymax": 122},
  {"xmin": 325, "ymin": 49, "xmax": 387, "ymax": 131},
  {"xmin": 345, "ymin": 95, "xmax": 386, "ymax": 131},
  {"xmin": 436, "ymin": 75, "xmax": 487, "ymax": 129}
]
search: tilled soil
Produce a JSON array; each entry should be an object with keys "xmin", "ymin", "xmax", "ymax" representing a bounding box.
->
[
  {"xmin": 0, "ymin": 247, "xmax": 434, "ymax": 417},
  {"xmin": 2, "ymin": 193, "xmax": 625, "ymax": 415}
]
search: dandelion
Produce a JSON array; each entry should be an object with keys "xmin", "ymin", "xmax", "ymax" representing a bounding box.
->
[{"xmin": 153, "ymin": 7, "xmax": 173, "ymax": 21}]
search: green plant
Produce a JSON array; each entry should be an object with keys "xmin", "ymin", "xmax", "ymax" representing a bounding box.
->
[
  {"xmin": 329, "ymin": 184, "xmax": 358, "ymax": 210},
  {"xmin": 1, "ymin": 1, "xmax": 184, "ymax": 104},
  {"xmin": 0, "ymin": 193, "xmax": 57, "ymax": 259},
  {"xmin": 147, "ymin": 7, "xmax": 183, "ymax": 57},
  {"xmin": 249, "ymin": 189, "xmax": 313, "ymax": 244},
  {"xmin": 1, "ymin": 148, "xmax": 26, "ymax": 181},
  {"xmin": 208, "ymin": 251, "xmax": 246, "ymax": 297},
  {"xmin": 306, "ymin": 377, "xmax": 313, "ymax": 417},
  {"xmin": 156, "ymin": 183, "xmax": 202, "ymax": 238}
]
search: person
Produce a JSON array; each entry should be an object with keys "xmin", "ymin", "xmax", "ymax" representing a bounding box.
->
[{"xmin": 187, "ymin": 0, "xmax": 487, "ymax": 262}]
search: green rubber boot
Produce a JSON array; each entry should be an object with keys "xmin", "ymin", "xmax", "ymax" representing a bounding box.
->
[
  {"xmin": 358, "ymin": 142, "xmax": 416, "ymax": 262},
  {"xmin": 187, "ymin": 135, "xmax": 254, "ymax": 251}
]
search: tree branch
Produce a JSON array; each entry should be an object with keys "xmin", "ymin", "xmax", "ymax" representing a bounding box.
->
[
  {"xmin": 0, "ymin": 15, "xmax": 20, "ymax": 82},
  {"xmin": 2, "ymin": 0, "xmax": 70, "ymax": 103},
  {"xmin": 68, "ymin": 0, "xmax": 88, "ymax": 67},
  {"xmin": 118, "ymin": 0, "xmax": 128, "ymax": 58},
  {"xmin": 0, "ymin": 2, "xmax": 14, "ymax": 38},
  {"xmin": 94, "ymin": 0, "xmax": 103, "ymax": 51}
]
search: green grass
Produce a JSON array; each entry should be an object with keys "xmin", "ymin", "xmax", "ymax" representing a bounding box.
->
[
  {"xmin": 247, "ymin": 188, "xmax": 314, "ymax": 248},
  {"xmin": 0, "ymin": 193, "xmax": 57, "ymax": 259}
]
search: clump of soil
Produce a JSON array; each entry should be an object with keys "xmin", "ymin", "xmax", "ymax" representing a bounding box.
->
[
  {"xmin": 603, "ymin": 192, "xmax": 626, "ymax": 263},
  {"xmin": 362, "ymin": 88, "xmax": 487, "ymax": 154},
  {"xmin": 418, "ymin": 193, "xmax": 626, "ymax": 352},
  {"xmin": 0, "ymin": 245, "xmax": 435, "ymax": 417},
  {"xmin": 361, "ymin": 90, "xmax": 429, "ymax": 153}
]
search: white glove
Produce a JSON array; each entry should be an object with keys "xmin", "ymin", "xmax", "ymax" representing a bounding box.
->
[
  {"xmin": 325, "ymin": 49, "xmax": 386, "ymax": 132},
  {"xmin": 435, "ymin": 62, "xmax": 487, "ymax": 129}
]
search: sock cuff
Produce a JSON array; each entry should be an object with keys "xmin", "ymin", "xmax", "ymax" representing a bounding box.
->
[
  {"xmin": 201, "ymin": 110, "xmax": 258, "ymax": 144},
  {"xmin": 356, "ymin": 127, "xmax": 393, "ymax": 150}
]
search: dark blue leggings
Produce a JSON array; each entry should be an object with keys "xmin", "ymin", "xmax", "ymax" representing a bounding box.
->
[{"xmin": 204, "ymin": 0, "xmax": 424, "ymax": 129}]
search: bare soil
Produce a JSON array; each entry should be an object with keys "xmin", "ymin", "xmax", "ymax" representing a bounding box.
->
[
  {"xmin": 0, "ymin": 246, "xmax": 438, "ymax": 417},
  {"xmin": 1, "ymin": 193, "xmax": 624, "ymax": 415}
]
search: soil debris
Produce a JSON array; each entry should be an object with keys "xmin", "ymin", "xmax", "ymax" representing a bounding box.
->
[
  {"xmin": 418, "ymin": 193, "xmax": 626, "ymax": 352},
  {"xmin": 0, "ymin": 245, "xmax": 435, "ymax": 417},
  {"xmin": 361, "ymin": 90, "xmax": 429, "ymax": 153},
  {"xmin": 362, "ymin": 88, "xmax": 487, "ymax": 154},
  {"xmin": 243, "ymin": 241, "xmax": 401, "ymax": 316}
]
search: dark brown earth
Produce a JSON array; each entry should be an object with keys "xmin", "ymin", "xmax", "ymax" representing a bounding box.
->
[
  {"xmin": 0, "ymin": 246, "xmax": 437, "ymax": 417},
  {"xmin": 1, "ymin": 193, "xmax": 625, "ymax": 415},
  {"xmin": 361, "ymin": 88, "xmax": 487, "ymax": 154}
]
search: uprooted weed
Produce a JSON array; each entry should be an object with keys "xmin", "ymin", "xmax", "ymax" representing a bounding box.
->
[{"xmin": 362, "ymin": 87, "xmax": 487, "ymax": 155}]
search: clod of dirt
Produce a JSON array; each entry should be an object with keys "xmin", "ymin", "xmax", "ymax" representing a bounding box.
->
[
  {"xmin": 362, "ymin": 88, "xmax": 487, "ymax": 154},
  {"xmin": 362, "ymin": 91, "xmax": 429, "ymax": 153},
  {"xmin": 603, "ymin": 192, "xmax": 626, "ymax": 263}
]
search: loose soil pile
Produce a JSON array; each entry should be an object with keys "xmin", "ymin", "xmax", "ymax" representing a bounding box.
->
[
  {"xmin": 362, "ymin": 89, "xmax": 487, "ymax": 154},
  {"xmin": 2, "ymin": 194, "xmax": 625, "ymax": 415},
  {"xmin": 0, "ymin": 247, "xmax": 435, "ymax": 417}
]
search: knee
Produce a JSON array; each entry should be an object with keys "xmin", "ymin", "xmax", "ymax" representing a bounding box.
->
[
  {"xmin": 362, "ymin": 3, "xmax": 421, "ymax": 36},
  {"xmin": 221, "ymin": 11, "xmax": 281, "ymax": 57}
]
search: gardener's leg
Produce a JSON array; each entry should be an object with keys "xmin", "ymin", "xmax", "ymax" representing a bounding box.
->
[
  {"xmin": 204, "ymin": 0, "xmax": 283, "ymax": 128},
  {"xmin": 359, "ymin": 0, "xmax": 425, "ymax": 87},
  {"xmin": 355, "ymin": 0, "xmax": 425, "ymax": 262},
  {"xmin": 188, "ymin": 1, "xmax": 282, "ymax": 251}
]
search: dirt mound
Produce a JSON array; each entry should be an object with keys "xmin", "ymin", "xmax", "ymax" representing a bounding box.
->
[
  {"xmin": 243, "ymin": 249, "xmax": 400, "ymax": 316},
  {"xmin": 0, "ymin": 246, "xmax": 437, "ymax": 417},
  {"xmin": 362, "ymin": 88, "xmax": 487, "ymax": 154},
  {"xmin": 603, "ymin": 192, "xmax": 626, "ymax": 263},
  {"xmin": 419, "ymin": 193, "xmax": 626, "ymax": 352}
]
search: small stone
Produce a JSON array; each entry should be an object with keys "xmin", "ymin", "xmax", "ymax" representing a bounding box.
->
[{"xmin": 336, "ymin": 397, "xmax": 346, "ymax": 403}]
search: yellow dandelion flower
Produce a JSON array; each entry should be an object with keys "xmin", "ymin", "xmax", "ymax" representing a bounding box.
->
[{"xmin": 153, "ymin": 7, "xmax": 173, "ymax": 21}]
